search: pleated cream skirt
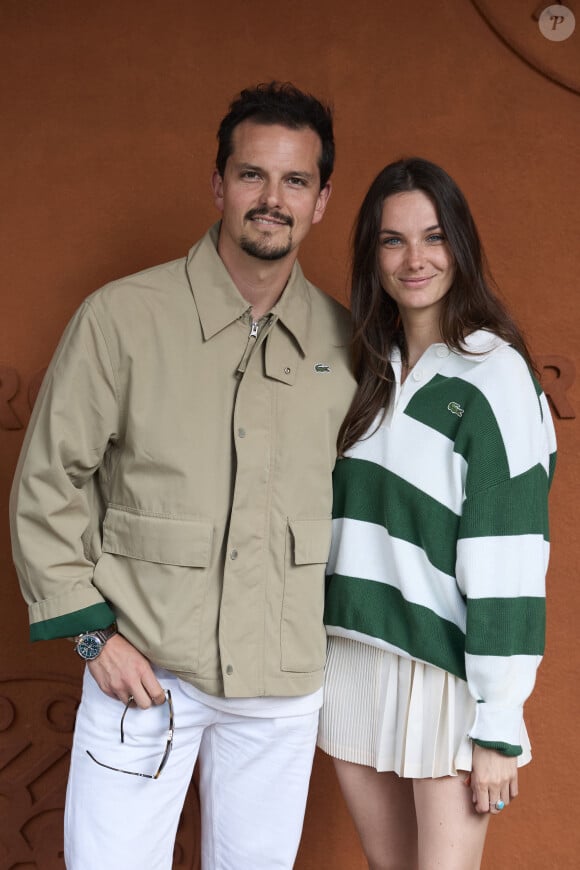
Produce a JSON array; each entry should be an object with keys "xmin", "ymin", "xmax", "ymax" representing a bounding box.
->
[{"xmin": 317, "ymin": 636, "xmax": 531, "ymax": 779}]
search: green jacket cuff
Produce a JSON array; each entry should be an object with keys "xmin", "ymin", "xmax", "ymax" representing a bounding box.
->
[{"xmin": 29, "ymin": 602, "xmax": 116, "ymax": 641}]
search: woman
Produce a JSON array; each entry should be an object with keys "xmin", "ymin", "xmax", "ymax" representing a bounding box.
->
[{"xmin": 318, "ymin": 158, "xmax": 556, "ymax": 869}]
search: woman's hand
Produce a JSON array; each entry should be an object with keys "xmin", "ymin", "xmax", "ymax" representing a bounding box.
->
[{"xmin": 469, "ymin": 743, "xmax": 518, "ymax": 814}]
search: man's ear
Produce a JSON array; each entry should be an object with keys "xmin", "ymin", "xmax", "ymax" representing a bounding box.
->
[
  {"xmin": 211, "ymin": 169, "xmax": 224, "ymax": 212},
  {"xmin": 312, "ymin": 180, "xmax": 332, "ymax": 225}
]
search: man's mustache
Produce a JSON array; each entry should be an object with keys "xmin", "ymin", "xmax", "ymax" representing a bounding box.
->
[{"xmin": 245, "ymin": 206, "xmax": 294, "ymax": 228}]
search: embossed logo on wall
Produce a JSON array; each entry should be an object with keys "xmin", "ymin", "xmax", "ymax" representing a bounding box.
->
[
  {"xmin": 0, "ymin": 358, "xmax": 576, "ymax": 429},
  {"xmin": 471, "ymin": 1, "xmax": 580, "ymax": 94}
]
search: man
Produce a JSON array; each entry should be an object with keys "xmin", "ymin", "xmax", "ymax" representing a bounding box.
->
[{"xmin": 10, "ymin": 82, "xmax": 356, "ymax": 869}]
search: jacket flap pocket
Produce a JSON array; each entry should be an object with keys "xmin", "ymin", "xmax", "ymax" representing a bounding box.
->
[
  {"xmin": 102, "ymin": 508, "xmax": 212, "ymax": 567},
  {"xmin": 289, "ymin": 517, "xmax": 332, "ymax": 565}
]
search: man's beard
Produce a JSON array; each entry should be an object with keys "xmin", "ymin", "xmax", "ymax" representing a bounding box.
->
[{"xmin": 240, "ymin": 207, "xmax": 294, "ymax": 261}]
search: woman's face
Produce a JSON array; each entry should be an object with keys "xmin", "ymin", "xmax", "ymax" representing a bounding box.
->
[{"xmin": 377, "ymin": 189, "xmax": 454, "ymax": 323}]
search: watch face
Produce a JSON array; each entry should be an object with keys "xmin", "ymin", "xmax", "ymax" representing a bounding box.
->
[{"xmin": 76, "ymin": 634, "xmax": 103, "ymax": 660}]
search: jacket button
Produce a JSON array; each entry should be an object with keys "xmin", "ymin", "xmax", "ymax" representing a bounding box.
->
[
  {"xmin": 238, "ymin": 428, "xmax": 246, "ymax": 438},
  {"xmin": 284, "ymin": 367, "xmax": 291, "ymax": 375},
  {"xmin": 226, "ymin": 665, "xmax": 233, "ymax": 675},
  {"xmin": 230, "ymin": 549, "xmax": 238, "ymax": 560}
]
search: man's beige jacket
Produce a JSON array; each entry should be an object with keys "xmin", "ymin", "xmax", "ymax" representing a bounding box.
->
[{"xmin": 10, "ymin": 225, "xmax": 356, "ymax": 697}]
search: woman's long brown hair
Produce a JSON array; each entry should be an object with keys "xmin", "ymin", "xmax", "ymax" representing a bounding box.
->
[{"xmin": 337, "ymin": 158, "xmax": 534, "ymax": 455}]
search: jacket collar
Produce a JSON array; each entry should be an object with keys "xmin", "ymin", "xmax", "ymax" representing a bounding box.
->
[{"xmin": 186, "ymin": 223, "xmax": 311, "ymax": 356}]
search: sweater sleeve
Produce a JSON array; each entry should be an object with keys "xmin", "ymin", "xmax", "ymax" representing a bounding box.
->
[
  {"xmin": 9, "ymin": 299, "xmax": 120, "ymax": 640},
  {"xmin": 455, "ymin": 353, "xmax": 556, "ymax": 755}
]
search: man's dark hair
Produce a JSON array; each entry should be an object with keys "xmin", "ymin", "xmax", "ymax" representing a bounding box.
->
[{"xmin": 216, "ymin": 81, "xmax": 334, "ymax": 189}]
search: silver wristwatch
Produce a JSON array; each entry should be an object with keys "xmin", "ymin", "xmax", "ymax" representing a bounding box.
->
[{"xmin": 74, "ymin": 623, "xmax": 118, "ymax": 661}]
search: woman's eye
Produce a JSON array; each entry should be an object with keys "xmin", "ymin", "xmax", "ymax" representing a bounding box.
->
[
  {"xmin": 426, "ymin": 233, "xmax": 445, "ymax": 244},
  {"xmin": 381, "ymin": 237, "xmax": 401, "ymax": 247}
]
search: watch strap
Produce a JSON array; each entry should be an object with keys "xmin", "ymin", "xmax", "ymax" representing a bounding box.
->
[{"xmin": 90, "ymin": 623, "xmax": 118, "ymax": 644}]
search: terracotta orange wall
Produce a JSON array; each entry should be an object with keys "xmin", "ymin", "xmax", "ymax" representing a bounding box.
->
[{"xmin": 1, "ymin": 1, "xmax": 578, "ymax": 867}]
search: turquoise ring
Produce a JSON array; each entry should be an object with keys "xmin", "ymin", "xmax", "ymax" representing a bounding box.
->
[{"xmin": 495, "ymin": 800, "xmax": 505, "ymax": 811}]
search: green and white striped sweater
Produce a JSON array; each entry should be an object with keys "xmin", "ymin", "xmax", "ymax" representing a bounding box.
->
[{"xmin": 325, "ymin": 331, "xmax": 557, "ymax": 756}]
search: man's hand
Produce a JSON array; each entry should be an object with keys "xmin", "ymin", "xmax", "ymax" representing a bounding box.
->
[
  {"xmin": 469, "ymin": 743, "xmax": 518, "ymax": 814},
  {"xmin": 87, "ymin": 633, "xmax": 166, "ymax": 708}
]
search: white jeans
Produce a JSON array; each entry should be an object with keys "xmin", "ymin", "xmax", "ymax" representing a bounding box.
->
[{"xmin": 65, "ymin": 668, "xmax": 319, "ymax": 869}]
